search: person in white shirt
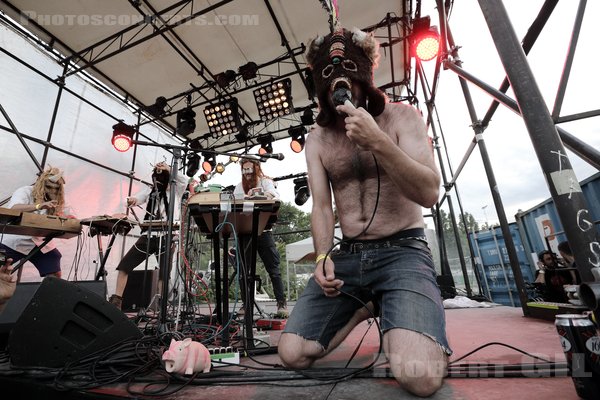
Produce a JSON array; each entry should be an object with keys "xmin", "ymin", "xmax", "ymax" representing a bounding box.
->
[
  {"xmin": 0, "ymin": 167, "xmax": 67, "ymax": 278},
  {"xmin": 233, "ymin": 159, "xmax": 288, "ymax": 318}
]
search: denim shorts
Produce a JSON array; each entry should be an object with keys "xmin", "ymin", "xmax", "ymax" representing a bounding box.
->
[{"xmin": 284, "ymin": 240, "xmax": 452, "ymax": 355}]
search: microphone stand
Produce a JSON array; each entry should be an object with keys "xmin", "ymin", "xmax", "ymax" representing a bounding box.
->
[
  {"xmin": 158, "ymin": 147, "xmax": 181, "ymax": 332},
  {"xmin": 136, "ymin": 184, "xmax": 159, "ymax": 320}
]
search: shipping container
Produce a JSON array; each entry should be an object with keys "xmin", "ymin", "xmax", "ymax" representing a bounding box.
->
[
  {"xmin": 468, "ymin": 224, "xmax": 535, "ymax": 307},
  {"xmin": 515, "ymin": 171, "xmax": 600, "ymax": 262}
]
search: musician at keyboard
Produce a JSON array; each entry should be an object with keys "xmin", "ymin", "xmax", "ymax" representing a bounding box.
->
[
  {"xmin": 108, "ymin": 161, "xmax": 187, "ymax": 310},
  {"xmin": 0, "ymin": 166, "xmax": 68, "ymax": 278}
]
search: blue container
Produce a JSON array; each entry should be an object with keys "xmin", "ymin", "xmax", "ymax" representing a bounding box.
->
[
  {"xmin": 515, "ymin": 172, "xmax": 600, "ymax": 259},
  {"xmin": 468, "ymin": 223, "xmax": 535, "ymax": 307}
]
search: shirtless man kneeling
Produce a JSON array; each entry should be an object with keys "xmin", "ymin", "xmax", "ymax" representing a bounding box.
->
[{"xmin": 277, "ymin": 27, "xmax": 451, "ymax": 397}]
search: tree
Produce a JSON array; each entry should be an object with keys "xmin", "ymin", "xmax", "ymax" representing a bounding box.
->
[
  {"xmin": 436, "ymin": 208, "xmax": 478, "ymax": 259},
  {"xmin": 257, "ymin": 201, "xmax": 312, "ymax": 300},
  {"xmin": 272, "ymin": 201, "xmax": 312, "ymax": 245}
]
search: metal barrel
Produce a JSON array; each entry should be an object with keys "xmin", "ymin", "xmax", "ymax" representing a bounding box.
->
[{"xmin": 555, "ymin": 314, "xmax": 600, "ymax": 399}]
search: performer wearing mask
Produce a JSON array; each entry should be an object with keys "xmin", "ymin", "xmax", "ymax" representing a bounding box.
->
[
  {"xmin": 277, "ymin": 15, "xmax": 450, "ymax": 397},
  {"xmin": 233, "ymin": 159, "xmax": 288, "ymax": 318},
  {"xmin": 108, "ymin": 161, "xmax": 187, "ymax": 310},
  {"xmin": 0, "ymin": 167, "xmax": 67, "ymax": 278}
]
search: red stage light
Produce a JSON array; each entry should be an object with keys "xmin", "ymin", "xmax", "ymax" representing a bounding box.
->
[
  {"xmin": 111, "ymin": 122, "xmax": 135, "ymax": 152},
  {"xmin": 411, "ymin": 16, "xmax": 440, "ymax": 62}
]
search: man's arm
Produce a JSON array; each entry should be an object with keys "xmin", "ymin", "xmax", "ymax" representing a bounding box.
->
[
  {"xmin": 305, "ymin": 132, "xmax": 343, "ymax": 296},
  {"xmin": 260, "ymin": 178, "xmax": 280, "ymax": 199},
  {"xmin": 8, "ymin": 186, "xmax": 57, "ymax": 212},
  {"xmin": 337, "ymin": 103, "xmax": 440, "ymax": 208}
]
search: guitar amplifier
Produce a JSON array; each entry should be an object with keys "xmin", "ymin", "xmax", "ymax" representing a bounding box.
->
[{"xmin": 122, "ymin": 269, "xmax": 159, "ymax": 312}]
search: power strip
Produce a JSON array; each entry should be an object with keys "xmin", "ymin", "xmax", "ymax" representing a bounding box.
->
[{"xmin": 209, "ymin": 346, "xmax": 240, "ymax": 366}]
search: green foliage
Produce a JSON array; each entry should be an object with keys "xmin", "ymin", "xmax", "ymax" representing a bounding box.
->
[
  {"xmin": 438, "ymin": 208, "xmax": 479, "ymax": 259},
  {"xmin": 272, "ymin": 201, "xmax": 312, "ymax": 245},
  {"xmin": 257, "ymin": 201, "xmax": 312, "ymax": 301}
]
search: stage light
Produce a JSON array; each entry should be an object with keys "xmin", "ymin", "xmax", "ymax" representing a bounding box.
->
[
  {"xmin": 234, "ymin": 124, "xmax": 249, "ymax": 144},
  {"xmin": 215, "ymin": 70, "xmax": 236, "ymax": 88},
  {"xmin": 411, "ymin": 16, "xmax": 440, "ymax": 62},
  {"xmin": 111, "ymin": 122, "xmax": 135, "ymax": 152},
  {"xmin": 238, "ymin": 61, "xmax": 258, "ymax": 81},
  {"xmin": 146, "ymin": 96, "xmax": 168, "ymax": 118},
  {"xmin": 258, "ymin": 135, "xmax": 273, "ymax": 155},
  {"xmin": 300, "ymin": 108, "xmax": 315, "ymax": 126},
  {"xmin": 202, "ymin": 153, "xmax": 216, "ymax": 173},
  {"xmin": 186, "ymin": 153, "xmax": 200, "ymax": 177},
  {"xmin": 288, "ymin": 125, "xmax": 306, "ymax": 153},
  {"xmin": 189, "ymin": 138, "xmax": 203, "ymax": 152},
  {"xmin": 203, "ymin": 98, "xmax": 241, "ymax": 138},
  {"xmin": 293, "ymin": 176, "xmax": 310, "ymax": 206},
  {"xmin": 229, "ymin": 154, "xmax": 240, "ymax": 163},
  {"xmin": 253, "ymin": 78, "xmax": 294, "ymax": 122},
  {"xmin": 176, "ymin": 107, "xmax": 196, "ymax": 137},
  {"xmin": 215, "ymin": 163, "xmax": 226, "ymax": 174}
]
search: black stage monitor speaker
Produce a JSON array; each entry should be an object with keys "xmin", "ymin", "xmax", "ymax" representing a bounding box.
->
[
  {"xmin": 122, "ymin": 269, "xmax": 159, "ymax": 312},
  {"xmin": 8, "ymin": 277, "xmax": 142, "ymax": 368},
  {"xmin": 0, "ymin": 280, "xmax": 107, "ymax": 335}
]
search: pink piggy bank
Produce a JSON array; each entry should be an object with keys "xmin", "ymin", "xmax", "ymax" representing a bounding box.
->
[{"xmin": 162, "ymin": 338, "xmax": 211, "ymax": 375}]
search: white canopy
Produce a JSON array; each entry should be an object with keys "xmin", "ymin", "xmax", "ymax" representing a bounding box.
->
[{"xmin": 285, "ymin": 227, "xmax": 343, "ymax": 263}]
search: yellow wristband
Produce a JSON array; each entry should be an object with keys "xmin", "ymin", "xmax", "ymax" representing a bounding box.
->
[
  {"xmin": 35, "ymin": 203, "xmax": 41, "ymax": 210},
  {"xmin": 315, "ymin": 254, "xmax": 330, "ymax": 264}
]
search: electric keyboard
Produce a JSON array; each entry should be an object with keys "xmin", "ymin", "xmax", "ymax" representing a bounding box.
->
[
  {"xmin": 80, "ymin": 215, "xmax": 137, "ymax": 236},
  {"xmin": 0, "ymin": 207, "xmax": 81, "ymax": 238},
  {"xmin": 138, "ymin": 220, "xmax": 180, "ymax": 231}
]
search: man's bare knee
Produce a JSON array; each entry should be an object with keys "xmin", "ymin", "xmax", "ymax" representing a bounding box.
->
[
  {"xmin": 396, "ymin": 373, "xmax": 444, "ymax": 398},
  {"xmin": 278, "ymin": 333, "xmax": 323, "ymax": 369}
]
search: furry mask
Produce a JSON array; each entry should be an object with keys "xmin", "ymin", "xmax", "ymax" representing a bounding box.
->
[
  {"xmin": 152, "ymin": 168, "xmax": 170, "ymax": 191},
  {"xmin": 306, "ymin": 27, "xmax": 386, "ymax": 127}
]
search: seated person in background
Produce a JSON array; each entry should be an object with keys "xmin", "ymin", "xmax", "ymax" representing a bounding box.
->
[
  {"xmin": 557, "ymin": 240, "xmax": 580, "ymax": 284},
  {"xmin": 534, "ymin": 250, "xmax": 576, "ymax": 303},
  {"xmin": 0, "ymin": 167, "xmax": 67, "ymax": 278},
  {"xmin": 0, "ymin": 257, "xmax": 16, "ymax": 313}
]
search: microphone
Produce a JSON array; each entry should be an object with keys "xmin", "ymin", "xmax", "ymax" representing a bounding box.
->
[
  {"xmin": 260, "ymin": 153, "xmax": 285, "ymax": 161},
  {"xmin": 332, "ymin": 87, "xmax": 352, "ymax": 107}
]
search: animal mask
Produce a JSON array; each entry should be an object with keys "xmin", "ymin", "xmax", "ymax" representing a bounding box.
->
[{"xmin": 306, "ymin": 27, "xmax": 386, "ymax": 127}]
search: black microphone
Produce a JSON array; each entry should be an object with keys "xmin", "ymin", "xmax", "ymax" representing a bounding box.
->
[
  {"xmin": 332, "ymin": 87, "xmax": 352, "ymax": 107},
  {"xmin": 260, "ymin": 153, "xmax": 285, "ymax": 161}
]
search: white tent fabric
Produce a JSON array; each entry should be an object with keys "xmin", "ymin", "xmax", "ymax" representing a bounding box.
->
[{"xmin": 285, "ymin": 227, "xmax": 342, "ymax": 264}]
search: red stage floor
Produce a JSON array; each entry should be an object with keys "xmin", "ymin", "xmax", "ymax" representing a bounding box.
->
[{"xmin": 1, "ymin": 304, "xmax": 584, "ymax": 399}]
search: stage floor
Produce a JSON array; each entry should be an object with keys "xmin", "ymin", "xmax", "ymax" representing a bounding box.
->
[{"xmin": 1, "ymin": 304, "xmax": 583, "ymax": 399}]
